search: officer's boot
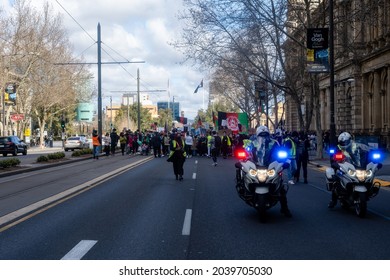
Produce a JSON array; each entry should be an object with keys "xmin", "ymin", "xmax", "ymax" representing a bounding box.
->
[
  {"xmin": 280, "ymin": 189, "xmax": 292, "ymax": 218},
  {"xmin": 328, "ymin": 191, "xmax": 338, "ymax": 208}
]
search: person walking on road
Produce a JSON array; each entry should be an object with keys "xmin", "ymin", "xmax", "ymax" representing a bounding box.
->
[
  {"xmin": 210, "ymin": 130, "xmax": 221, "ymax": 166},
  {"xmin": 185, "ymin": 133, "xmax": 193, "ymax": 158},
  {"xmin": 221, "ymin": 131, "xmax": 231, "ymax": 159},
  {"xmin": 92, "ymin": 130, "xmax": 101, "ymax": 160},
  {"xmin": 295, "ymin": 131, "xmax": 310, "ymax": 184},
  {"xmin": 151, "ymin": 132, "xmax": 162, "ymax": 158},
  {"xmin": 110, "ymin": 128, "xmax": 119, "ymax": 156},
  {"xmin": 284, "ymin": 131, "xmax": 298, "ymax": 185},
  {"xmin": 167, "ymin": 132, "xmax": 186, "ymax": 181},
  {"xmin": 119, "ymin": 132, "xmax": 127, "ymax": 156},
  {"xmin": 102, "ymin": 132, "xmax": 111, "ymax": 156}
]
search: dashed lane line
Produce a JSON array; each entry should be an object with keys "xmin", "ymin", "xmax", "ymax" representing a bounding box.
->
[
  {"xmin": 182, "ymin": 209, "xmax": 192, "ymax": 236},
  {"xmin": 61, "ymin": 240, "xmax": 98, "ymax": 260}
]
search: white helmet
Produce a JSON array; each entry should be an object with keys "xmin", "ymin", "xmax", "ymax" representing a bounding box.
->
[
  {"xmin": 338, "ymin": 132, "xmax": 352, "ymax": 149},
  {"xmin": 256, "ymin": 125, "xmax": 270, "ymax": 137},
  {"xmin": 275, "ymin": 128, "xmax": 282, "ymax": 137}
]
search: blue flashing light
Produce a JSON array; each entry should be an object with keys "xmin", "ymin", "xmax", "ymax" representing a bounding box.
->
[
  {"xmin": 372, "ymin": 153, "xmax": 381, "ymax": 160},
  {"xmin": 277, "ymin": 150, "xmax": 288, "ymax": 159},
  {"xmin": 329, "ymin": 148, "xmax": 336, "ymax": 155},
  {"xmin": 370, "ymin": 151, "xmax": 382, "ymax": 162}
]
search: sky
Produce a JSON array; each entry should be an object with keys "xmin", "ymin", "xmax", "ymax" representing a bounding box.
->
[{"xmin": 2, "ymin": 0, "xmax": 207, "ymax": 120}]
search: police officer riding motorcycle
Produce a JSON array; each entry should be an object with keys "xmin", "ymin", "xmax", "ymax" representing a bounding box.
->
[
  {"xmin": 326, "ymin": 132, "xmax": 382, "ymax": 217},
  {"xmin": 234, "ymin": 126, "xmax": 292, "ymax": 222}
]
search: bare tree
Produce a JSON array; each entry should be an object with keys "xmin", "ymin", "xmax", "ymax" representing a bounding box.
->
[
  {"xmin": 175, "ymin": 0, "xmax": 303, "ymax": 131},
  {"xmin": 1, "ymin": 0, "xmax": 93, "ymax": 145}
]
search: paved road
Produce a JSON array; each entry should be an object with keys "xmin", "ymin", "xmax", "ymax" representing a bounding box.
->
[{"xmin": 1, "ymin": 154, "xmax": 390, "ymax": 260}]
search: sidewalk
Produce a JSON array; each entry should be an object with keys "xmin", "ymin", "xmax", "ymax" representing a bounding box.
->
[{"xmin": 27, "ymin": 140, "xmax": 65, "ymax": 154}]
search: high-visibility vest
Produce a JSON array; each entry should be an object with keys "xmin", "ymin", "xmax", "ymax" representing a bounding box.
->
[
  {"xmin": 168, "ymin": 139, "xmax": 187, "ymax": 158},
  {"xmin": 207, "ymin": 135, "xmax": 212, "ymax": 147},
  {"xmin": 222, "ymin": 135, "xmax": 231, "ymax": 146},
  {"xmin": 284, "ymin": 137, "xmax": 296, "ymax": 158}
]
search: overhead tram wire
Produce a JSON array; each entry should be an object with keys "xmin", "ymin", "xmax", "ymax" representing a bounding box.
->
[
  {"xmin": 55, "ymin": 0, "xmax": 95, "ymax": 42},
  {"xmin": 54, "ymin": 1, "xmax": 145, "ymax": 142}
]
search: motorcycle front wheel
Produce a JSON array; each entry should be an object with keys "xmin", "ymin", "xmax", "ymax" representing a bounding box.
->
[
  {"xmin": 256, "ymin": 194, "xmax": 267, "ymax": 223},
  {"xmin": 355, "ymin": 192, "xmax": 367, "ymax": 218}
]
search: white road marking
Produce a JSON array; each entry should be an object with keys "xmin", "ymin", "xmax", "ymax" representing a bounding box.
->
[
  {"xmin": 182, "ymin": 209, "xmax": 192, "ymax": 236},
  {"xmin": 192, "ymin": 173, "xmax": 196, "ymax": 179},
  {"xmin": 61, "ymin": 240, "xmax": 97, "ymax": 260}
]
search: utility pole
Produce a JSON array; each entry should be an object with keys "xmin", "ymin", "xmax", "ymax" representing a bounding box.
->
[
  {"xmin": 97, "ymin": 23, "xmax": 102, "ymax": 142},
  {"xmin": 56, "ymin": 23, "xmax": 144, "ymax": 148},
  {"xmin": 329, "ymin": 0, "xmax": 336, "ymax": 148},
  {"xmin": 137, "ymin": 68, "xmax": 141, "ymax": 132},
  {"xmin": 110, "ymin": 96, "xmax": 113, "ymax": 131},
  {"xmin": 172, "ymin": 96, "xmax": 175, "ymax": 121}
]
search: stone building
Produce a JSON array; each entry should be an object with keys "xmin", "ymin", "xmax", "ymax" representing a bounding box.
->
[{"xmin": 286, "ymin": 0, "xmax": 390, "ymax": 149}]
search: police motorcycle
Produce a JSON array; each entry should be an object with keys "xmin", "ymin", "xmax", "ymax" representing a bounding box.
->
[
  {"xmin": 234, "ymin": 126, "xmax": 291, "ymax": 222},
  {"xmin": 325, "ymin": 132, "xmax": 382, "ymax": 218}
]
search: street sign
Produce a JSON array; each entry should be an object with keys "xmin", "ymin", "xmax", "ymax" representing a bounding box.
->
[{"xmin": 10, "ymin": 113, "xmax": 24, "ymax": 121}]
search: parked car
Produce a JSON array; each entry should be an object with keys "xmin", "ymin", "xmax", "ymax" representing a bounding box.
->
[
  {"xmin": 64, "ymin": 136, "xmax": 89, "ymax": 151},
  {"xmin": 0, "ymin": 136, "xmax": 28, "ymax": 156}
]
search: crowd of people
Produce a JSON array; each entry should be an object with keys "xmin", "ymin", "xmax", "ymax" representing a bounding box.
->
[{"xmin": 90, "ymin": 126, "xmax": 328, "ymax": 184}]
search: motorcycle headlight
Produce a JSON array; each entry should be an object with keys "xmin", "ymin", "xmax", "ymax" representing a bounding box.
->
[
  {"xmin": 356, "ymin": 170, "xmax": 366, "ymax": 181},
  {"xmin": 257, "ymin": 169, "xmax": 267, "ymax": 182},
  {"xmin": 249, "ymin": 169, "xmax": 257, "ymax": 177},
  {"xmin": 365, "ymin": 170, "xmax": 373, "ymax": 178},
  {"xmin": 348, "ymin": 169, "xmax": 356, "ymax": 177},
  {"xmin": 267, "ymin": 169, "xmax": 276, "ymax": 177}
]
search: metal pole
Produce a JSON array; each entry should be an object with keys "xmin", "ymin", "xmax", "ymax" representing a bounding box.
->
[
  {"xmin": 97, "ymin": 23, "xmax": 103, "ymax": 146},
  {"xmin": 329, "ymin": 0, "xmax": 336, "ymax": 147},
  {"xmin": 127, "ymin": 95, "xmax": 129, "ymax": 130},
  {"xmin": 137, "ymin": 68, "xmax": 141, "ymax": 132},
  {"xmin": 2, "ymin": 91, "xmax": 5, "ymax": 136},
  {"xmin": 110, "ymin": 96, "xmax": 112, "ymax": 131},
  {"xmin": 172, "ymin": 96, "xmax": 175, "ymax": 120}
]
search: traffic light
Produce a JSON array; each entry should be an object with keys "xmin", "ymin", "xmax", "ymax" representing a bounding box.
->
[{"xmin": 61, "ymin": 120, "xmax": 66, "ymax": 131}]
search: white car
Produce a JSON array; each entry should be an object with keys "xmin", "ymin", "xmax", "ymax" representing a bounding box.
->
[{"xmin": 64, "ymin": 136, "xmax": 89, "ymax": 151}]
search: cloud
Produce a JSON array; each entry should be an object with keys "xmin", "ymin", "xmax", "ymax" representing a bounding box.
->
[{"xmin": 18, "ymin": 0, "xmax": 206, "ymax": 119}]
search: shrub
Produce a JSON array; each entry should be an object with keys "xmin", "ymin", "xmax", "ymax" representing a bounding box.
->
[
  {"xmin": 47, "ymin": 152, "xmax": 65, "ymax": 160},
  {"xmin": 0, "ymin": 158, "xmax": 21, "ymax": 168},
  {"xmin": 72, "ymin": 148, "xmax": 92, "ymax": 157},
  {"xmin": 37, "ymin": 155, "xmax": 49, "ymax": 162}
]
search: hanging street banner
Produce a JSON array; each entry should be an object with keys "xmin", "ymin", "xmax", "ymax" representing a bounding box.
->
[
  {"xmin": 4, "ymin": 83, "xmax": 17, "ymax": 105},
  {"xmin": 306, "ymin": 28, "xmax": 329, "ymax": 73},
  {"xmin": 217, "ymin": 112, "xmax": 248, "ymax": 134}
]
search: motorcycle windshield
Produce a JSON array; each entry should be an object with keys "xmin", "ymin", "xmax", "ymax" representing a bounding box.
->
[
  {"xmin": 343, "ymin": 143, "xmax": 370, "ymax": 168},
  {"xmin": 255, "ymin": 137, "xmax": 280, "ymax": 167}
]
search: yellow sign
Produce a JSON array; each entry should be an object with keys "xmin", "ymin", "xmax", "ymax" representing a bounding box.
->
[{"xmin": 24, "ymin": 128, "xmax": 31, "ymax": 137}]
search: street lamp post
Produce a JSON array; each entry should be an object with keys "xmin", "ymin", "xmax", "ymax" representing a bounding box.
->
[
  {"xmin": 329, "ymin": 0, "xmax": 336, "ymax": 148},
  {"xmin": 137, "ymin": 68, "xmax": 141, "ymax": 132}
]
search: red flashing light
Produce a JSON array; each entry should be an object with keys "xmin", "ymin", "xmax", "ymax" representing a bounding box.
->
[
  {"xmin": 235, "ymin": 149, "xmax": 247, "ymax": 160},
  {"xmin": 334, "ymin": 152, "xmax": 345, "ymax": 161}
]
